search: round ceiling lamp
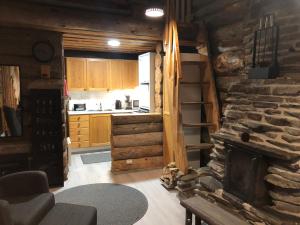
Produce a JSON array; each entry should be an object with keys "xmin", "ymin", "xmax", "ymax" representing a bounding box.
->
[
  {"xmin": 107, "ymin": 39, "xmax": 120, "ymax": 47},
  {"xmin": 145, "ymin": 8, "xmax": 164, "ymax": 17}
]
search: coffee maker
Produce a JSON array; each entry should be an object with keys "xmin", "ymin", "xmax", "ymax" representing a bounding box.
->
[{"xmin": 124, "ymin": 95, "xmax": 132, "ymax": 110}]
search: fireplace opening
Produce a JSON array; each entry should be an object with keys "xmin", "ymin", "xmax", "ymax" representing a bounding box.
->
[{"xmin": 224, "ymin": 140, "xmax": 270, "ymax": 206}]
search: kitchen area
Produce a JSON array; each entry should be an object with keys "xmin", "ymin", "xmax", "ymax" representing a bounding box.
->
[{"xmin": 66, "ymin": 52, "xmax": 163, "ymax": 171}]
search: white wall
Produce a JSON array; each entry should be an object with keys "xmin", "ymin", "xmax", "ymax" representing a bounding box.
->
[{"xmin": 68, "ymin": 88, "xmax": 141, "ymax": 111}]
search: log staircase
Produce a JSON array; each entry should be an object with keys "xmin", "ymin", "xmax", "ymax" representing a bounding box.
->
[{"xmin": 179, "ymin": 52, "xmax": 220, "ymax": 169}]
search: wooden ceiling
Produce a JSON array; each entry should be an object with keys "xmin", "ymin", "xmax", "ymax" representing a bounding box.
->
[
  {"xmin": 192, "ymin": 0, "xmax": 248, "ymax": 28},
  {"xmin": 0, "ymin": 0, "xmax": 165, "ymax": 53}
]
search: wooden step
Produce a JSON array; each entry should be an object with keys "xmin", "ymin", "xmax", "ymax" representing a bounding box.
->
[
  {"xmin": 183, "ymin": 123, "xmax": 214, "ymax": 128},
  {"xmin": 181, "ymin": 61, "xmax": 206, "ymax": 66},
  {"xmin": 180, "ymin": 81, "xmax": 210, "ymax": 85},
  {"xmin": 186, "ymin": 143, "xmax": 214, "ymax": 151},
  {"xmin": 181, "ymin": 101, "xmax": 212, "ymax": 105}
]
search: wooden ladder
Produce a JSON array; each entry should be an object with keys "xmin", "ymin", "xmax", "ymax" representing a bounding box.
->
[{"xmin": 179, "ymin": 52, "xmax": 220, "ymax": 169}]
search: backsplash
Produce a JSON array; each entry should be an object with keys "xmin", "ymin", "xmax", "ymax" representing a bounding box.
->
[{"xmin": 69, "ymin": 88, "xmax": 140, "ymax": 111}]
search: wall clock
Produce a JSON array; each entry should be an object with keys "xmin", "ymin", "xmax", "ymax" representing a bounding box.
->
[{"xmin": 32, "ymin": 41, "xmax": 55, "ymax": 63}]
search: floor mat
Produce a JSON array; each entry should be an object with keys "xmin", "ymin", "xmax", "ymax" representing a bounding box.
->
[
  {"xmin": 55, "ymin": 183, "xmax": 148, "ymax": 225},
  {"xmin": 80, "ymin": 151, "xmax": 111, "ymax": 164}
]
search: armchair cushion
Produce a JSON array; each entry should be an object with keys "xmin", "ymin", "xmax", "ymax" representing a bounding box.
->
[
  {"xmin": 0, "ymin": 171, "xmax": 49, "ymax": 198},
  {"xmin": 6, "ymin": 193, "xmax": 55, "ymax": 225},
  {"xmin": 0, "ymin": 199, "xmax": 12, "ymax": 225}
]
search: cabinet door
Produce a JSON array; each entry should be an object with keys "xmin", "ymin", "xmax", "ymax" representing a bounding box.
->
[
  {"xmin": 86, "ymin": 59, "xmax": 110, "ymax": 90},
  {"xmin": 122, "ymin": 60, "xmax": 138, "ymax": 89},
  {"xmin": 89, "ymin": 114, "xmax": 111, "ymax": 147},
  {"xmin": 109, "ymin": 60, "xmax": 123, "ymax": 90},
  {"xmin": 66, "ymin": 57, "xmax": 87, "ymax": 90}
]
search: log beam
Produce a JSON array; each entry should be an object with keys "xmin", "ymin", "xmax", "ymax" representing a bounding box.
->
[
  {"xmin": 112, "ymin": 156, "xmax": 163, "ymax": 172},
  {"xmin": 112, "ymin": 132, "xmax": 163, "ymax": 148},
  {"xmin": 111, "ymin": 145, "xmax": 163, "ymax": 160},
  {"xmin": 0, "ymin": 1, "xmax": 163, "ymax": 39}
]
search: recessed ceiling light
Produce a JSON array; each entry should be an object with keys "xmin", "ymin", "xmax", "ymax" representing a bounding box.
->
[
  {"xmin": 108, "ymin": 39, "xmax": 120, "ymax": 47},
  {"xmin": 145, "ymin": 8, "xmax": 164, "ymax": 17}
]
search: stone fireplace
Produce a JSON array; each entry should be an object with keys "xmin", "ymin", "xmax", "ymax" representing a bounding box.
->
[{"xmin": 204, "ymin": 79, "xmax": 300, "ymax": 224}]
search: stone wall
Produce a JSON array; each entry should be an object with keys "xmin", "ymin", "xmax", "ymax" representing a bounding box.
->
[
  {"xmin": 198, "ymin": 0, "xmax": 300, "ymax": 114},
  {"xmin": 208, "ymin": 78, "xmax": 300, "ymax": 222},
  {"xmin": 193, "ymin": 0, "xmax": 300, "ymax": 222}
]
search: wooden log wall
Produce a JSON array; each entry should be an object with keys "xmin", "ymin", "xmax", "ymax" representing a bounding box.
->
[
  {"xmin": 0, "ymin": 27, "xmax": 69, "ymax": 179},
  {"xmin": 154, "ymin": 43, "xmax": 163, "ymax": 113},
  {"xmin": 111, "ymin": 114, "xmax": 164, "ymax": 172}
]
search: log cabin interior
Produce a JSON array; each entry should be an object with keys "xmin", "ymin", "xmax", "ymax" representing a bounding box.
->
[{"xmin": 0, "ymin": 0, "xmax": 299, "ymax": 225}]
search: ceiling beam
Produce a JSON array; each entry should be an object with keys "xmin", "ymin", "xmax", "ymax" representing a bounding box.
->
[
  {"xmin": 193, "ymin": 0, "xmax": 243, "ymax": 19},
  {"xmin": 25, "ymin": 0, "xmax": 132, "ymax": 16},
  {"xmin": 0, "ymin": 0, "xmax": 164, "ymax": 41}
]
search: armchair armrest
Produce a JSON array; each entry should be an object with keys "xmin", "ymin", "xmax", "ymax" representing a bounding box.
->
[
  {"xmin": 0, "ymin": 200, "xmax": 12, "ymax": 225},
  {"xmin": 0, "ymin": 171, "xmax": 49, "ymax": 198}
]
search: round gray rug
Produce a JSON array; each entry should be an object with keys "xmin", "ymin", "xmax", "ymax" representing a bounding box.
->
[{"xmin": 55, "ymin": 183, "xmax": 148, "ymax": 225}]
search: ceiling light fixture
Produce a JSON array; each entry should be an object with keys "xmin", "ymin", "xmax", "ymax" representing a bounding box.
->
[
  {"xmin": 107, "ymin": 39, "xmax": 120, "ymax": 47},
  {"xmin": 145, "ymin": 8, "xmax": 164, "ymax": 17}
]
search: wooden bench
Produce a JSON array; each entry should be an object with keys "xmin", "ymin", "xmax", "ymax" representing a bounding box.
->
[{"xmin": 180, "ymin": 196, "xmax": 249, "ymax": 225}]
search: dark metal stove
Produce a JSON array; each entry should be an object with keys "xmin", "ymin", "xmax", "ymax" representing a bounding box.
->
[{"xmin": 223, "ymin": 137, "xmax": 270, "ymax": 206}]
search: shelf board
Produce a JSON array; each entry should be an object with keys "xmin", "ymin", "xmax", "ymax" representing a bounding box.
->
[
  {"xmin": 181, "ymin": 101, "xmax": 212, "ymax": 105},
  {"xmin": 180, "ymin": 81, "xmax": 210, "ymax": 85},
  {"xmin": 186, "ymin": 143, "xmax": 214, "ymax": 151},
  {"xmin": 183, "ymin": 123, "xmax": 214, "ymax": 128}
]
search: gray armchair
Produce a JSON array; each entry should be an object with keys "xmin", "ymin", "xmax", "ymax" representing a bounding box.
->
[{"xmin": 0, "ymin": 171, "xmax": 55, "ymax": 225}]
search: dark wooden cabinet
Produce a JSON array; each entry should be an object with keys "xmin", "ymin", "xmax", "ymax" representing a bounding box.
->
[
  {"xmin": 31, "ymin": 89, "xmax": 64, "ymax": 186},
  {"xmin": 0, "ymin": 154, "xmax": 30, "ymax": 176}
]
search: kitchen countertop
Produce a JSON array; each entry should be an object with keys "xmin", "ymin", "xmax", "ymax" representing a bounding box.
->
[{"xmin": 68, "ymin": 109, "xmax": 136, "ymax": 115}]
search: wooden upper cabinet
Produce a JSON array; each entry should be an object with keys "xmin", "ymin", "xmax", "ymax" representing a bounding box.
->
[
  {"xmin": 66, "ymin": 57, "xmax": 138, "ymax": 91},
  {"xmin": 86, "ymin": 59, "xmax": 109, "ymax": 90},
  {"xmin": 66, "ymin": 57, "xmax": 87, "ymax": 90},
  {"xmin": 109, "ymin": 60, "xmax": 123, "ymax": 90},
  {"xmin": 122, "ymin": 60, "xmax": 138, "ymax": 89}
]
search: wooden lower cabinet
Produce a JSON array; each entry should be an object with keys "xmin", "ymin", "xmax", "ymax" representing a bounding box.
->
[
  {"xmin": 69, "ymin": 114, "xmax": 111, "ymax": 150},
  {"xmin": 69, "ymin": 115, "xmax": 90, "ymax": 149},
  {"xmin": 89, "ymin": 114, "xmax": 111, "ymax": 147}
]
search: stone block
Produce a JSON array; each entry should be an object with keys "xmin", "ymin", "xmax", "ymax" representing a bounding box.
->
[
  {"xmin": 280, "ymin": 103, "xmax": 300, "ymax": 109},
  {"xmin": 224, "ymin": 110, "xmax": 245, "ymax": 120},
  {"xmin": 285, "ymin": 127, "xmax": 300, "ymax": 136},
  {"xmin": 265, "ymin": 116, "xmax": 291, "ymax": 126},
  {"xmin": 267, "ymin": 140, "xmax": 300, "ymax": 152},
  {"xmin": 241, "ymin": 121, "xmax": 283, "ymax": 133},
  {"xmin": 264, "ymin": 109, "xmax": 282, "ymax": 115},
  {"xmin": 247, "ymin": 112, "xmax": 263, "ymax": 121},
  {"xmin": 250, "ymin": 95, "xmax": 283, "ymax": 103},
  {"xmin": 282, "ymin": 135, "xmax": 300, "ymax": 144},
  {"xmin": 273, "ymin": 86, "xmax": 300, "ymax": 96},
  {"xmin": 284, "ymin": 111, "xmax": 300, "ymax": 119},
  {"xmin": 253, "ymin": 102, "xmax": 278, "ymax": 109}
]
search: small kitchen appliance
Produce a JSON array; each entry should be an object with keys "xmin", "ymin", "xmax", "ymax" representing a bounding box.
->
[
  {"xmin": 115, "ymin": 100, "xmax": 122, "ymax": 109},
  {"xmin": 125, "ymin": 95, "xmax": 132, "ymax": 110},
  {"xmin": 132, "ymin": 100, "xmax": 139, "ymax": 110},
  {"xmin": 73, "ymin": 103, "xmax": 86, "ymax": 111}
]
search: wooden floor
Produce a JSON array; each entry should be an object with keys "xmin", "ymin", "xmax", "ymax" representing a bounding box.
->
[{"xmin": 53, "ymin": 154, "xmax": 185, "ymax": 225}]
